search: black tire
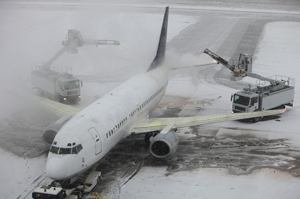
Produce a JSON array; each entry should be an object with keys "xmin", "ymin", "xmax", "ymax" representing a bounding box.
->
[
  {"xmin": 252, "ymin": 117, "xmax": 261, "ymax": 123},
  {"xmin": 78, "ymin": 190, "xmax": 83, "ymax": 199},
  {"xmin": 280, "ymin": 105, "xmax": 286, "ymax": 109},
  {"xmin": 144, "ymin": 133, "xmax": 152, "ymax": 145}
]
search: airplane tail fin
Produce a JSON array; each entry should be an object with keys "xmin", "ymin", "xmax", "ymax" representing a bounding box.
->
[{"xmin": 147, "ymin": 6, "xmax": 169, "ymax": 72}]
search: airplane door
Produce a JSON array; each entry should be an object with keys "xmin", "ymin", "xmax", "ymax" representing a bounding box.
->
[{"xmin": 88, "ymin": 127, "xmax": 102, "ymax": 155}]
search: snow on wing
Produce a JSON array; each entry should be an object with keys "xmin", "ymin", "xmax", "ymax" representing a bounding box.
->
[{"xmin": 130, "ymin": 109, "xmax": 286, "ymax": 134}]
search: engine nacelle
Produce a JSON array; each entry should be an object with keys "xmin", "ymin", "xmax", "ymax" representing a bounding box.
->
[
  {"xmin": 149, "ymin": 130, "xmax": 179, "ymax": 158},
  {"xmin": 42, "ymin": 123, "xmax": 64, "ymax": 146}
]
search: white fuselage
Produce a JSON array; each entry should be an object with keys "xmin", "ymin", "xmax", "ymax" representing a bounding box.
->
[{"xmin": 46, "ymin": 64, "xmax": 169, "ymax": 180}]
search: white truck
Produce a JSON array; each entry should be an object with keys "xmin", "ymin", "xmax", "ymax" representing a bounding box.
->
[
  {"xmin": 231, "ymin": 75, "xmax": 294, "ymax": 122},
  {"xmin": 32, "ymin": 171, "xmax": 101, "ymax": 199},
  {"xmin": 31, "ymin": 67, "xmax": 82, "ymax": 103},
  {"xmin": 203, "ymin": 49, "xmax": 295, "ymax": 122},
  {"xmin": 32, "ymin": 29, "xmax": 120, "ymax": 104}
]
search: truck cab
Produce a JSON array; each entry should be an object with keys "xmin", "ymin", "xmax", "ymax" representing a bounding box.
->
[
  {"xmin": 232, "ymin": 91, "xmax": 259, "ymax": 113},
  {"xmin": 56, "ymin": 76, "xmax": 82, "ymax": 103}
]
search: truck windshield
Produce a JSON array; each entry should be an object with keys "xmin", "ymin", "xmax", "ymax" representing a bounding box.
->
[
  {"xmin": 64, "ymin": 80, "xmax": 79, "ymax": 90},
  {"xmin": 234, "ymin": 94, "xmax": 250, "ymax": 106}
]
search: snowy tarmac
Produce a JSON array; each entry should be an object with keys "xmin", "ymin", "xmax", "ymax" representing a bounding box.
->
[{"xmin": 1, "ymin": 1, "xmax": 300, "ymax": 198}]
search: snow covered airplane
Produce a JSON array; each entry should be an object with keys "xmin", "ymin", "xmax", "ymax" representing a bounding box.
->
[{"xmin": 7, "ymin": 7, "xmax": 285, "ymax": 181}]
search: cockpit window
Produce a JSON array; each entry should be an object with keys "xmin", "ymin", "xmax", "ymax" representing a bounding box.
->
[
  {"xmin": 59, "ymin": 148, "xmax": 71, "ymax": 154},
  {"xmin": 50, "ymin": 144, "xmax": 82, "ymax": 155},
  {"xmin": 50, "ymin": 146, "xmax": 59, "ymax": 154},
  {"xmin": 72, "ymin": 146, "xmax": 77, "ymax": 154},
  {"xmin": 77, "ymin": 144, "xmax": 83, "ymax": 153}
]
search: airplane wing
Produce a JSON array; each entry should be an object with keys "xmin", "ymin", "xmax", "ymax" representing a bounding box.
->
[
  {"xmin": 5, "ymin": 87, "xmax": 81, "ymax": 117},
  {"xmin": 130, "ymin": 109, "xmax": 286, "ymax": 134}
]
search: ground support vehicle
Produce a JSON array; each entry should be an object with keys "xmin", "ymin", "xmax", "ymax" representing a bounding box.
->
[
  {"xmin": 31, "ymin": 66, "xmax": 82, "ymax": 103},
  {"xmin": 31, "ymin": 29, "xmax": 119, "ymax": 104},
  {"xmin": 232, "ymin": 75, "xmax": 294, "ymax": 122},
  {"xmin": 32, "ymin": 171, "xmax": 101, "ymax": 199},
  {"xmin": 203, "ymin": 48, "xmax": 295, "ymax": 122}
]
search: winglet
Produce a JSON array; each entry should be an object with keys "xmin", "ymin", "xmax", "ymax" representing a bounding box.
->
[{"xmin": 147, "ymin": 6, "xmax": 169, "ymax": 72}]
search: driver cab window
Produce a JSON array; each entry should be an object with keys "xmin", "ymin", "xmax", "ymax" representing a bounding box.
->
[
  {"xmin": 251, "ymin": 97, "xmax": 258, "ymax": 106},
  {"xmin": 246, "ymin": 57, "xmax": 252, "ymax": 64}
]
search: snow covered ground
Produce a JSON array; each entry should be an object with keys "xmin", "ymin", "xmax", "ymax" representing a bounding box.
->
[
  {"xmin": 121, "ymin": 19, "xmax": 300, "ymax": 199},
  {"xmin": 0, "ymin": 4, "xmax": 198, "ymax": 198},
  {"xmin": 0, "ymin": 2, "xmax": 300, "ymax": 199},
  {"xmin": 122, "ymin": 167, "xmax": 300, "ymax": 199}
]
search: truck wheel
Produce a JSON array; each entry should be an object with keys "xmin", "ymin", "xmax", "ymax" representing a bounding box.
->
[
  {"xmin": 78, "ymin": 190, "xmax": 83, "ymax": 199},
  {"xmin": 252, "ymin": 117, "xmax": 261, "ymax": 123},
  {"xmin": 279, "ymin": 105, "xmax": 285, "ymax": 109}
]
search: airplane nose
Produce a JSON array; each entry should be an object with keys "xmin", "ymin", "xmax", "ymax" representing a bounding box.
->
[{"xmin": 46, "ymin": 157, "xmax": 67, "ymax": 180}]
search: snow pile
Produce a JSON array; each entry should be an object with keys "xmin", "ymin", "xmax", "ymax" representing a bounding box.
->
[{"xmin": 0, "ymin": 148, "xmax": 47, "ymax": 198}]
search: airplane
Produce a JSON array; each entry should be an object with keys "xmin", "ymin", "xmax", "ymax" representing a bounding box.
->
[{"xmin": 7, "ymin": 7, "xmax": 285, "ymax": 181}]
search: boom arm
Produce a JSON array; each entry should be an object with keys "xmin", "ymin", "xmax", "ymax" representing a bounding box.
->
[
  {"xmin": 203, "ymin": 48, "xmax": 234, "ymax": 71},
  {"xmin": 42, "ymin": 29, "xmax": 120, "ymax": 70},
  {"xmin": 203, "ymin": 48, "xmax": 282, "ymax": 85},
  {"xmin": 43, "ymin": 47, "xmax": 68, "ymax": 70},
  {"xmin": 82, "ymin": 39, "xmax": 120, "ymax": 46}
]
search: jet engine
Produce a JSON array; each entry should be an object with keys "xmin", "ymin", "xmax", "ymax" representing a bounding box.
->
[
  {"xmin": 149, "ymin": 129, "xmax": 179, "ymax": 158},
  {"xmin": 42, "ymin": 123, "xmax": 64, "ymax": 146}
]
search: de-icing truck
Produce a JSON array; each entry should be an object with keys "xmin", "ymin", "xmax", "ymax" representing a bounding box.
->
[
  {"xmin": 32, "ymin": 29, "xmax": 120, "ymax": 103},
  {"xmin": 203, "ymin": 48, "xmax": 295, "ymax": 122}
]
